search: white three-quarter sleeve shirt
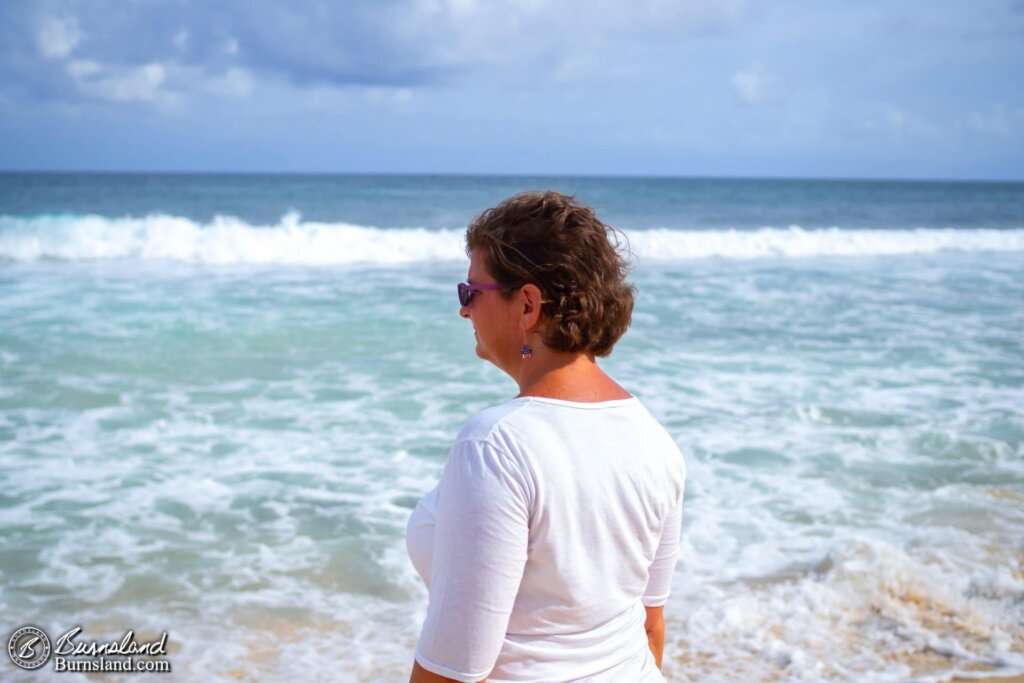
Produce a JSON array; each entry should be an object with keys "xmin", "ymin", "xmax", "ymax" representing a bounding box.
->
[{"xmin": 405, "ymin": 395, "xmax": 686, "ymax": 683}]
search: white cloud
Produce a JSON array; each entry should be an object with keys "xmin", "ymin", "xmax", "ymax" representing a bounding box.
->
[
  {"xmin": 62, "ymin": 59, "xmax": 259, "ymax": 107},
  {"xmin": 37, "ymin": 16, "xmax": 81, "ymax": 59},
  {"xmin": 24, "ymin": 1, "xmax": 754, "ymax": 106},
  {"xmin": 731, "ymin": 62, "xmax": 774, "ymax": 104},
  {"xmin": 66, "ymin": 60, "xmax": 179, "ymax": 106}
]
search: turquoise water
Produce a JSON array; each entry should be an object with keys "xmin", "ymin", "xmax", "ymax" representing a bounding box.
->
[{"xmin": 1, "ymin": 174, "xmax": 1023, "ymax": 682}]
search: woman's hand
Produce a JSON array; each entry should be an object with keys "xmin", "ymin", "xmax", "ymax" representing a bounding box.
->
[{"xmin": 644, "ymin": 604, "xmax": 665, "ymax": 670}]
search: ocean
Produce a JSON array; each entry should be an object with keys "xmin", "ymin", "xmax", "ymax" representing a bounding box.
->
[{"xmin": 1, "ymin": 172, "xmax": 1022, "ymax": 682}]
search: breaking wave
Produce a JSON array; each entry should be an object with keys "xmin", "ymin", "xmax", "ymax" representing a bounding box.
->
[{"xmin": 2, "ymin": 212, "xmax": 1023, "ymax": 264}]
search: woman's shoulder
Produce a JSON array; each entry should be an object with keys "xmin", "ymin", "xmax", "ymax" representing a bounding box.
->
[
  {"xmin": 455, "ymin": 395, "xmax": 659, "ymax": 448},
  {"xmin": 454, "ymin": 398, "xmax": 534, "ymax": 445}
]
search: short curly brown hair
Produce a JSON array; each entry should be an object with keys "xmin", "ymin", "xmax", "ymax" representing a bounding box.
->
[{"xmin": 465, "ymin": 191, "xmax": 636, "ymax": 357}]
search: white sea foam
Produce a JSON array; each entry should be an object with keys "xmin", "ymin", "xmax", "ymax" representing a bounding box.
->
[
  {"xmin": 628, "ymin": 225, "xmax": 1024, "ymax": 260},
  {"xmin": 662, "ymin": 536, "xmax": 1024, "ymax": 683},
  {"xmin": 0, "ymin": 212, "xmax": 465, "ymax": 264},
  {"xmin": 2, "ymin": 213, "xmax": 1024, "ymax": 263}
]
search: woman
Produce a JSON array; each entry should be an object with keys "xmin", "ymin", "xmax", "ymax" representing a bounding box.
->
[{"xmin": 406, "ymin": 191, "xmax": 686, "ymax": 683}]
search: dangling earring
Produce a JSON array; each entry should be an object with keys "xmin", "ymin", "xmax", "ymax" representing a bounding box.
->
[{"xmin": 521, "ymin": 334, "xmax": 533, "ymax": 359}]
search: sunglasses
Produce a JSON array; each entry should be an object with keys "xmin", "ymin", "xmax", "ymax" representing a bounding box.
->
[{"xmin": 457, "ymin": 282, "xmax": 509, "ymax": 307}]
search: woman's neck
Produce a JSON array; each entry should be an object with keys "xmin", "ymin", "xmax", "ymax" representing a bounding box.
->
[{"xmin": 514, "ymin": 351, "xmax": 631, "ymax": 402}]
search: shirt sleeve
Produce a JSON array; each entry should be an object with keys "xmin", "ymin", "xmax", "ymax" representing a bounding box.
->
[
  {"xmin": 414, "ymin": 439, "xmax": 530, "ymax": 682},
  {"xmin": 642, "ymin": 477, "xmax": 685, "ymax": 607}
]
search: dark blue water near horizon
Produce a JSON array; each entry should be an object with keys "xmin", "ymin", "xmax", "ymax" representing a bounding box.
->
[{"xmin": 1, "ymin": 172, "xmax": 1022, "ymax": 231}]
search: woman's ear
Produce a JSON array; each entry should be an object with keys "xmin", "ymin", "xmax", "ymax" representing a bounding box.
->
[{"xmin": 519, "ymin": 283, "xmax": 545, "ymax": 332}]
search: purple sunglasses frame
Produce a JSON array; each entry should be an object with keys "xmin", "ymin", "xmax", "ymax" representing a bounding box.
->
[{"xmin": 458, "ymin": 282, "xmax": 509, "ymax": 307}]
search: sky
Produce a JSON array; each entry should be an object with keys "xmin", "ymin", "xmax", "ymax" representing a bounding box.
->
[{"xmin": 1, "ymin": 0, "xmax": 1023, "ymax": 180}]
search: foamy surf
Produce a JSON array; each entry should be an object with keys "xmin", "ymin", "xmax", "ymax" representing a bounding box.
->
[
  {"xmin": 0, "ymin": 212, "xmax": 465, "ymax": 265},
  {"xmin": 2, "ymin": 212, "xmax": 1024, "ymax": 264},
  {"xmin": 666, "ymin": 536, "xmax": 1024, "ymax": 683}
]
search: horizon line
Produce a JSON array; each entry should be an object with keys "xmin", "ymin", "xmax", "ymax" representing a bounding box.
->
[{"xmin": 1, "ymin": 168, "xmax": 1022, "ymax": 185}]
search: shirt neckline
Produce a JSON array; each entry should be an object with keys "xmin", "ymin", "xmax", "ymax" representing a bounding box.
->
[{"xmin": 511, "ymin": 395, "xmax": 639, "ymax": 409}]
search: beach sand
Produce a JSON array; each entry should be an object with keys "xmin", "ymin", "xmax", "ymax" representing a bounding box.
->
[{"xmin": 953, "ymin": 675, "xmax": 1024, "ymax": 683}]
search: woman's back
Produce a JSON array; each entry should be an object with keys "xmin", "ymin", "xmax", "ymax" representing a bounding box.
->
[{"xmin": 407, "ymin": 395, "xmax": 686, "ymax": 682}]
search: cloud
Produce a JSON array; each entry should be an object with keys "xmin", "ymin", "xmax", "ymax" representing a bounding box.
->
[
  {"xmin": 2, "ymin": 0, "xmax": 1022, "ymax": 178},
  {"xmin": 4, "ymin": 0, "xmax": 754, "ymax": 104},
  {"xmin": 37, "ymin": 16, "xmax": 80, "ymax": 59},
  {"xmin": 731, "ymin": 62, "xmax": 775, "ymax": 104},
  {"xmin": 65, "ymin": 59, "xmax": 255, "ymax": 104},
  {"xmin": 66, "ymin": 60, "xmax": 178, "ymax": 106}
]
